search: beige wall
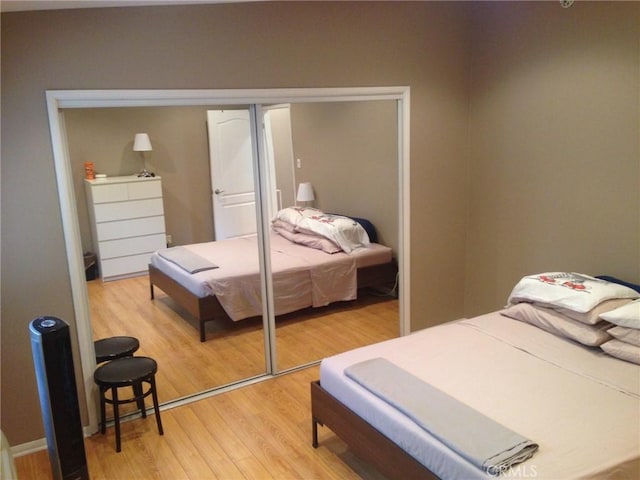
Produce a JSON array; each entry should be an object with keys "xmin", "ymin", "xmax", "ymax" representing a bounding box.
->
[
  {"xmin": 1, "ymin": 2, "xmax": 470, "ymax": 446},
  {"xmin": 65, "ymin": 102, "xmax": 398, "ymax": 254},
  {"xmin": 291, "ymin": 101, "xmax": 399, "ymax": 252},
  {"xmin": 65, "ymin": 106, "xmax": 215, "ymax": 249},
  {"xmin": 2, "ymin": 1, "xmax": 637, "ymax": 448},
  {"xmin": 465, "ymin": 2, "xmax": 640, "ymax": 316}
]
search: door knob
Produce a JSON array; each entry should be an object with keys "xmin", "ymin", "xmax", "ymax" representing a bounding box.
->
[{"xmin": 214, "ymin": 189, "xmax": 224, "ymax": 195}]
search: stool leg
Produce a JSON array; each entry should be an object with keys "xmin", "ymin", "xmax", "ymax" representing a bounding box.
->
[
  {"xmin": 134, "ymin": 382, "xmax": 146, "ymax": 418},
  {"xmin": 99, "ymin": 386, "xmax": 107, "ymax": 434},
  {"xmin": 112, "ymin": 386, "xmax": 122, "ymax": 453},
  {"xmin": 149, "ymin": 375, "xmax": 164, "ymax": 435}
]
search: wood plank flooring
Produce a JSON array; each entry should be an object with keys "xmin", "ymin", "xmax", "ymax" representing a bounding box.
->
[
  {"xmin": 15, "ymin": 366, "xmax": 388, "ymax": 480},
  {"xmin": 88, "ymin": 274, "xmax": 398, "ymax": 405},
  {"xmin": 15, "ymin": 274, "xmax": 397, "ymax": 479},
  {"xmin": 87, "ymin": 276, "xmax": 399, "ymax": 403}
]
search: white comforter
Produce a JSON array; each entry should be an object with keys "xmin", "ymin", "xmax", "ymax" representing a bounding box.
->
[{"xmin": 320, "ymin": 311, "xmax": 640, "ymax": 479}]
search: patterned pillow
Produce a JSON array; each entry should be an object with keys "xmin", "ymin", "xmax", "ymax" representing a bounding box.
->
[
  {"xmin": 273, "ymin": 225, "xmax": 342, "ymax": 254},
  {"xmin": 507, "ymin": 272, "xmax": 639, "ymax": 314},
  {"xmin": 273, "ymin": 207, "xmax": 322, "ymax": 227},
  {"xmin": 297, "ymin": 214, "xmax": 370, "ymax": 254}
]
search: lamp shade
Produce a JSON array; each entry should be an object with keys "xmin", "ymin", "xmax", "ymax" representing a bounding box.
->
[
  {"xmin": 296, "ymin": 182, "xmax": 315, "ymax": 202},
  {"xmin": 133, "ymin": 133, "xmax": 152, "ymax": 152}
]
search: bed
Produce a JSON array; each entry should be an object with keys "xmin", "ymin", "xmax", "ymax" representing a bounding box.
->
[
  {"xmin": 311, "ymin": 273, "xmax": 640, "ymax": 479},
  {"xmin": 149, "ymin": 208, "xmax": 398, "ymax": 341}
]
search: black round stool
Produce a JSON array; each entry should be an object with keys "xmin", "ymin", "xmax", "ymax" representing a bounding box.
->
[
  {"xmin": 94, "ymin": 336, "xmax": 140, "ymax": 363},
  {"xmin": 94, "ymin": 356, "xmax": 164, "ymax": 452}
]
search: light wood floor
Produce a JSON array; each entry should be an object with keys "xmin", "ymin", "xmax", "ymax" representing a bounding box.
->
[
  {"xmin": 15, "ymin": 275, "xmax": 397, "ymax": 479},
  {"xmin": 88, "ymin": 274, "xmax": 399, "ymax": 405},
  {"xmin": 15, "ymin": 366, "xmax": 388, "ymax": 480}
]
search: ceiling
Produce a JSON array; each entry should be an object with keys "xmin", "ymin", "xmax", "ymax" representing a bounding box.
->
[{"xmin": 0, "ymin": 0, "xmax": 249, "ymax": 13}]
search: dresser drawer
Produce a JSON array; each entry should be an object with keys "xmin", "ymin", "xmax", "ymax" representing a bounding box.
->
[
  {"xmin": 94, "ymin": 198, "xmax": 164, "ymax": 223},
  {"xmin": 127, "ymin": 180, "xmax": 162, "ymax": 200},
  {"xmin": 85, "ymin": 176, "xmax": 166, "ymax": 281},
  {"xmin": 90, "ymin": 183, "xmax": 129, "ymax": 203},
  {"xmin": 90, "ymin": 178, "xmax": 161, "ymax": 204},
  {"xmin": 99, "ymin": 233, "xmax": 167, "ymax": 259},
  {"xmin": 96, "ymin": 216, "xmax": 165, "ymax": 241},
  {"xmin": 101, "ymin": 253, "xmax": 155, "ymax": 280}
]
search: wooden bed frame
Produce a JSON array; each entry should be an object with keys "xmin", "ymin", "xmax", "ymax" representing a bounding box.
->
[
  {"xmin": 149, "ymin": 260, "xmax": 397, "ymax": 342},
  {"xmin": 310, "ymin": 380, "xmax": 437, "ymax": 480}
]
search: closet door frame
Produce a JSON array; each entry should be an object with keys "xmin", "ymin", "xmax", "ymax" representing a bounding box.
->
[{"xmin": 46, "ymin": 86, "xmax": 411, "ymax": 435}]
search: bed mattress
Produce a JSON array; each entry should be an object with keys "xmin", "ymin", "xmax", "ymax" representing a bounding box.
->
[
  {"xmin": 149, "ymin": 232, "xmax": 393, "ymax": 319},
  {"xmin": 320, "ymin": 311, "xmax": 640, "ymax": 479}
]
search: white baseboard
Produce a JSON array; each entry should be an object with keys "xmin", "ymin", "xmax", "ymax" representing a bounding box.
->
[
  {"xmin": 11, "ymin": 424, "xmax": 95, "ymax": 459},
  {"xmin": 11, "ymin": 438, "xmax": 47, "ymax": 458}
]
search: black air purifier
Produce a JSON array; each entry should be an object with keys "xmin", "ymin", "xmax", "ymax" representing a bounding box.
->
[{"xmin": 30, "ymin": 316, "xmax": 89, "ymax": 480}]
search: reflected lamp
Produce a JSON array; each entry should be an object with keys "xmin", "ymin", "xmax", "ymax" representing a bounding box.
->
[
  {"xmin": 296, "ymin": 182, "xmax": 315, "ymax": 206},
  {"xmin": 133, "ymin": 133, "xmax": 154, "ymax": 177}
]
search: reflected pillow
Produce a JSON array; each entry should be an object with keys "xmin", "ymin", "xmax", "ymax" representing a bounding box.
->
[
  {"xmin": 272, "ymin": 218, "xmax": 296, "ymax": 233},
  {"xmin": 297, "ymin": 214, "xmax": 370, "ymax": 254},
  {"xmin": 273, "ymin": 207, "xmax": 322, "ymax": 227},
  {"xmin": 273, "ymin": 225, "xmax": 341, "ymax": 254}
]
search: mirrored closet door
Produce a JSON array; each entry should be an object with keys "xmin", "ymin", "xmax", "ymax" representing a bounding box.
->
[
  {"xmin": 48, "ymin": 87, "xmax": 409, "ymax": 431},
  {"xmin": 64, "ymin": 104, "xmax": 269, "ymax": 413},
  {"xmin": 265, "ymin": 100, "xmax": 400, "ymax": 373}
]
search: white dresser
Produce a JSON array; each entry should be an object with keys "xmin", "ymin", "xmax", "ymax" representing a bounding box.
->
[{"xmin": 85, "ymin": 176, "xmax": 166, "ymax": 281}]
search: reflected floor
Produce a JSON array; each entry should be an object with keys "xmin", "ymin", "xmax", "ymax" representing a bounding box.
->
[{"xmin": 88, "ymin": 275, "xmax": 399, "ymax": 406}]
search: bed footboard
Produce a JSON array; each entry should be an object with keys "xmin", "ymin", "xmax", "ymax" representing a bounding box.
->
[
  {"xmin": 149, "ymin": 259, "xmax": 397, "ymax": 342},
  {"xmin": 149, "ymin": 264, "xmax": 228, "ymax": 342},
  {"xmin": 310, "ymin": 380, "xmax": 436, "ymax": 480}
]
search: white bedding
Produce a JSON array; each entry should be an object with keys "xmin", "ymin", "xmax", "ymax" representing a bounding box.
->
[
  {"xmin": 320, "ymin": 311, "xmax": 640, "ymax": 479},
  {"xmin": 150, "ymin": 232, "xmax": 393, "ymax": 321}
]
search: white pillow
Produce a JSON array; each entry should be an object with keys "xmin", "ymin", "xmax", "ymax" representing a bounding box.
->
[
  {"xmin": 600, "ymin": 339, "xmax": 640, "ymax": 365},
  {"xmin": 554, "ymin": 298, "xmax": 633, "ymax": 325},
  {"xmin": 297, "ymin": 213, "xmax": 370, "ymax": 254},
  {"xmin": 273, "ymin": 225, "xmax": 342, "ymax": 254},
  {"xmin": 608, "ymin": 326, "xmax": 640, "ymax": 347},
  {"xmin": 507, "ymin": 272, "xmax": 639, "ymax": 314},
  {"xmin": 599, "ymin": 299, "xmax": 640, "ymax": 329},
  {"xmin": 501, "ymin": 303, "xmax": 612, "ymax": 347},
  {"xmin": 273, "ymin": 207, "xmax": 322, "ymax": 227},
  {"xmin": 271, "ymin": 218, "xmax": 297, "ymax": 233}
]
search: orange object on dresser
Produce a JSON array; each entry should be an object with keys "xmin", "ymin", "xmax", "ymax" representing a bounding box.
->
[{"xmin": 84, "ymin": 162, "xmax": 95, "ymax": 179}]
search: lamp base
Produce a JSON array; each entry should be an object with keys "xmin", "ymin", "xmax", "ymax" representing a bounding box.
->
[{"xmin": 137, "ymin": 169, "xmax": 155, "ymax": 178}]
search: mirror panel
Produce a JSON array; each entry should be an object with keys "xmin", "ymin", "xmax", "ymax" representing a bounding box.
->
[
  {"xmin": 64, "ymin": 105, "xmax": 268, "ymax": 412},
  {"xmin": 53, "ymin": 89, "xmax": 406, "ymax": 421},
  {"xmin": 267, "ymin": 100, "xmax": 400, "ymax": 372}
]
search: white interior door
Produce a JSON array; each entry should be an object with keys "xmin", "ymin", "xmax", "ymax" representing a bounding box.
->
[
  {"xmin": 208, "ymin": 109, "xmax": 280, "ymax": 240},
  {"xmin": 208, "ymin": 109, "xmax": 257, "ymax": 240}
]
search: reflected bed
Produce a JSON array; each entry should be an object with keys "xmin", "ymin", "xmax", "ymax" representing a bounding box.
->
[{"xmin": 149, "ymin": 231, "xmax": 397, "ymax": 341}]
